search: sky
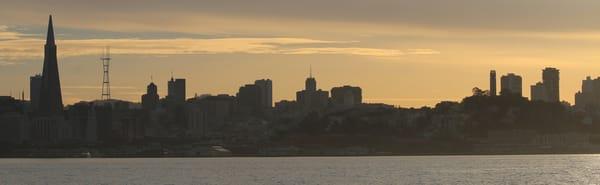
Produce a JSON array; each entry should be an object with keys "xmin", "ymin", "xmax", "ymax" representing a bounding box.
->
[{"xmin": 2, "ymin": 0, "xmax": 600, "ymax": 108}]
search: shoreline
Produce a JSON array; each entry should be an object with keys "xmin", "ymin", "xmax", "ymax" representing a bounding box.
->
[{"xmin": 2, "ymin": 151, "xmax": 600, "ymax": 158}]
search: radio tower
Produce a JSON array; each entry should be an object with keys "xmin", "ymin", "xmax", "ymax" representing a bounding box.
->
[{"xmin": 101, "ymin": 46, "xmax": 111, "ymax": 100}]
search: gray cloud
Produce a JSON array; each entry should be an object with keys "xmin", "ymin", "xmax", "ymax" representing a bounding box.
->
[{"xmin": 3, "ymin": 0, "xmax": 600, "ymax": 32}]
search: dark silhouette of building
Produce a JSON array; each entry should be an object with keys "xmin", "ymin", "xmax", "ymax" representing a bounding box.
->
[
  {"xmin": 0, "ymin": 96, "xmax": 25, "ymax": 114},
  {"xmin": 575, "ymin": 76, "xmax": 600, "ymax": 108},
  {"xmin": 530, "ymin": 67, "xmax": 560, "ymax": 102},
  {"xmin": 500, "ymin": 73, "xmax": 522, "ymax": 96},
  {"xmin": 141, "ymin": 82, "xmax": 159, "ymax": 110},
  {"xmin": 65, "ymin": 102, "xmax": 97, "ymax": 143},
  {"xmin": 490, "ymin": 70, "xmax": 497, "ymax": 96},
  {"xmin": 530, "ymin": 82, "xmax": 546, "ymax": 101},
  {"xmin": 254, "ymin": 79, "xmax": 273, "ymax": 108},
  {"xmin": 29, "ymin": 74, "xmax": 42, "ymax": 112},
  {"xmin": 87, "ymin": 100, "xmax": 145, "ymax": 144},
  {"xmin": 235, "ymin": 79, "xmax": 273, "ymax": 115},
  {"xmin": 296, "ymin": 71, "xmax": 329, "ymax": 112},
  {"xmin": 237, "ymin": 84, "xmax": 262, "ymax": 114},
  {"xmin": 37, "ymin": 15, "xmax": 64, "ymax": 116},
  {"xmin": 187, "ymin": 94, "xmax": 236, "ymax": 136},
  {"xmin": 274, "ymin": 100, "xmax": 299, "ymax": 114},
  {"xmin": 331, "ymin": 85, "xmax": 362, "ymax": 108},
  {"xmin": 542, "ymin": 67, "xmax": 560, "ymax": 102},
  {"xmin": 306, "ymin": 76, "xmax": 317, "ymax": 92},
  {"xmin": 167, "ymin": 77, "xmax": 186, "ymax": 104}
]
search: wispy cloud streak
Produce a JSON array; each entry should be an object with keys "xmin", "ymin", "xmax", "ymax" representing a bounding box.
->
[{"xmin": 0, "ymin": 27, "xmax": 438, "ymax": 63}]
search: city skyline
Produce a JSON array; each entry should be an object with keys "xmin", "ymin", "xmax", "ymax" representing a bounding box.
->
[
  {"xmin": 4, "ymin": 1, "xmax": 600, "ymax": 107},
  {"xmin": 6, "ymin": 2, "xmax": 600, "ymax": 184}
]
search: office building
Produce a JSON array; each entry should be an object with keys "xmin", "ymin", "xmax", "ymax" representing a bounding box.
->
[
  {"xmin": 530, "ymin": 82, "xmax": 546, "ymax": 101},
  {"xmin": 254, "ymin": 79, "xmax": 273, "ymax": 108},
  {"xmin": 542, "ymin": 67, "xmax": 560, "ymax": 102},
  {"xmin": 237, "ymin": 84, "xmax": 261, "ymax": 113},
  {"xmin": 500, "ymin": 73, "xmax": 522, "ymax": 96},
  {"xmin": 575, "ymin": 76, "xmax": 600, "ymax": 108},
  {"xmin": 490, "ymin": 70, "xmax": 497, "ymax": 96},
  {"xmin": 296, "ymin": 71, "xmax": 329, "ymax": 112},
  {"xmin": 38, "ymin": 15, "xmax": 64, "ymax": 116},
  {"xmin": 187, "ymin": 94, "xmax": 236, "ymax": 136},
  {"xmin": 141, "ymin": 82, "xmax": 159, "ymax": 110},
  {"xmin": 330, "ymin": 85, "xmax": 362, "ymax": 108},
  {"xmin": 167, "ymin": 77, "xmax": 186, "ymax": 104},
  {"xmin": 30, "ymin": 74, "xmax": 42, "ymax": 112}
]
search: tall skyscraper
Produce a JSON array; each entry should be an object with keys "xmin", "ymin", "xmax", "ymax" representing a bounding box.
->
[
  {"xmin": 167, "ymin": 77, "xmax": 186, "ymax": 104},
  {"xmin": 490, "ymin": 70, "xmax": 497, "ymax": 96},
  {"xmin": 141, "ymin": 82, "xmax": 159, "ymax": 110},
  {"xmin": 38, "ymin": 15, "xmax": 64, "ymax": 116},
  {"xmin": 542, "ymin": 67, "xmax": 560, "ymax": 102},
  {"xmin": 254, "ymin": 79, "xmax": 273, "ymax": 108},
  {"xmin": 500, "ymin": 73, "xmax": 522, "ymax": 96},
  {"xmin": 29, "ymin": 74, "xmax": 42, "ymax": 112}
]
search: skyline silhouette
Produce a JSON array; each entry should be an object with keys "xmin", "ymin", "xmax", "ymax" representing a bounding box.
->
[
  {"xmin": 6, "ymin": 2, "xmax": 600, "ymax": 184},
  {"xmin": 2, "ymin": 16, "xmax": 597, "ymax": 108},
  {"xmin": 4, "ymin": 2, "xmax": 600, "ymax": 107}
]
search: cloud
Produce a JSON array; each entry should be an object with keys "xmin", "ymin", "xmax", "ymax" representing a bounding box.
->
[
  {"xmin": 406, "ymin": 49, "xmax": 440, "ymax": 55},
  {"xmin": 364, "ymin": 98, "xmax": 456, "ymax": 102},
  {"xmin": 0, "ymin": 27, "xmax": 437, "ymax": 63},
  {"xmin": 0, "ymin": 26, "xmax": 26, "ymax": 41},
  {"xmin": 6, "ymin": 0, "xmax": 600, "ymax": 33},
  {"xmin": 0, "ymin": 60, "xmax": 15, "ymax": 66},
  {"xmin": 282, "ymin": 47, "xmax": 406, "ymax": 57},
  {"xmin": 62, "ymin": 86, "xmax": 139, "ymax": 90},
  {"xmin": 0, "ymin": 58, "xmax": 15, "ymax": 66}
]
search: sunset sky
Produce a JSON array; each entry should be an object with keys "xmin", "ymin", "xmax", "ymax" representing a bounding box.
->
[{"xmin": 3, "ymin": 0, "xmax": 600, "ymax": 107}]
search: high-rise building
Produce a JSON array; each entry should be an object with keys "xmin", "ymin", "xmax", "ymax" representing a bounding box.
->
[
  {"xmin": 306, "ymin": 77, "xmax": 317, "ymax": 92},
  {"xmin": 542, "ymin": 67, "xmax": 560, "ymax": 102},
  {"xmin": 304, "ymin": 66, "xmax": 317, "ymax": 92},
  {"xmin": 236, "ymin": 84, "xmax": 262, "ymax": 114},
  {"xmin": 187, "ymin": 94, "xmax": 236, "ymax": 136},
  {"xmin": 582, "ymin": 76, "xmax": 595, "ymax": 94},
  {"xmin": 530, "ymin": 82, "xmax": 546, "ymax": 101},
  {"xmin": 29, "ymin": 74, "xmax": 42, "ymax": 112},
  {"xmin": 167, "ymin": 77, "xmax": 186, "ymax": 104},
  {"xmin": 296, "ymin": 70, "xmax": 329, "ymax": 112},
  {"xmin": 575, "ymin": 76, "xmax": 600, "ymax": 108},
  {"xmin": 490, "ymin": 70, "xmax": 497, "ymax": 96},
  {"xmin": 38, "ymin": 15, "xmax": 64, "ymax": 116},
  {"xmin": 236, "ymin": 79, "xmax": 273, "ymax": 115},
  {"xmin": 254, "ymin": 79, "xmax": 273, "ymax": 108},
  {"xmin": 331, "ymin": 86, "xmax": 362, "ymax": 108},
  {"xmin": 141, "ymin": 82, "xmax": 159, "ymax": 110},
  {"xmin": 500, "ymin": 73, "xmax": 522, "ymax": 96}
]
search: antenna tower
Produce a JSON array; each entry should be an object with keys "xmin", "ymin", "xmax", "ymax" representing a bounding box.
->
[{"xmin": 101, "ymin": 46, "xmax": 111, "ymax": 100}]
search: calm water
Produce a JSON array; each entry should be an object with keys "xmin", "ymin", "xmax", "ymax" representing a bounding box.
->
[{"xmin": 1, "ymin": 155, "xmax": 600, "ymax": 185}]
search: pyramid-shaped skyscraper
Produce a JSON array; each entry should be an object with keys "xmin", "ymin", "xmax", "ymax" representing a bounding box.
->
[{"xmin": 38, "ymin": 15, "xmax": 63, "ymax": 116}]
